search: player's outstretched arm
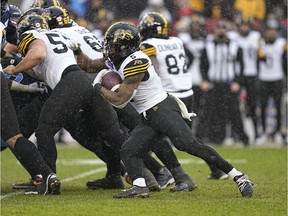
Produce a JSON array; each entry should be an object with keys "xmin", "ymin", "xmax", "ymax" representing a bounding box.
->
[
  {"xmin": 67, "ymin": 38, "xmax": 106, "ymax": 73},
  {"xmin": 4, "ymin": 39, "xmax": 46, "ymax": 75}
]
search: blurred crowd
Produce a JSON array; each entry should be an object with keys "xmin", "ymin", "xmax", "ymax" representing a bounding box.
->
[{"xmin": 17, "ymin": 0, "xmax": 287, "ymax": 39}]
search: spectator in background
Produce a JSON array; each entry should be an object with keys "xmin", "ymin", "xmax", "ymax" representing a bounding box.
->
[
  {"xmin": 86, "ymin": 0, "xmax": 114, "ymax": 40},
  {"xmin": 233, "ymin": 0, "xmax": 266, "ymax": 21},
  {"xmin": 233, "ymin": 18, "xmax": 261, "ymax": 142},
  {"xmin": 177, "ymin": 15, "xmax": 206, "ymax": 129},
  {"xmin": 256, "ymin": 22, "xmax": 287, "ymax": 144},
  {"xmin": 140, "ymin": 0, "xmax": 172, "ymax": 23},
  {"xmin": 188, "ymin": 0, "xmax": 204, "ymax": 15}
]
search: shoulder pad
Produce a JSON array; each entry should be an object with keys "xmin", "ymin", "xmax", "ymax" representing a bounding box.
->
[
  {"xmin": 123, "ymin": 58, "xmax": 149, "ymax": 78},
  {"xmin": 140, "ymin": 43, "xmax": 156, "ymax": 56}
]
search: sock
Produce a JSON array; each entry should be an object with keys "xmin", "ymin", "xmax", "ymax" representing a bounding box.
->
[
  {"xmin": 133, "ymin": 178, "xmax": 146, "ymax": 187},
  {"xmin": 14, "ymin": 137, "xmax": 52, "ymax": 179},
  {"xmin": 228, "ymin": 168, "xmax": 243, "ymax": 180}
]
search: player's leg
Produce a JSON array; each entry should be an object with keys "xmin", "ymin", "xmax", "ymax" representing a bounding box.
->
[
  {"xmin": 145, "ymin": 96, "xmax": 253, "ymax": 197},
  {"xmin": 1, "ymin": 74, "xmax": 60, "ymax": 195}
]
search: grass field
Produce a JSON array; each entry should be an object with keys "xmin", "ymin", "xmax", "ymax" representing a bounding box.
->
[{"xmin": 1, "ymin": 144, "xmax": 287, "ymax": 216}]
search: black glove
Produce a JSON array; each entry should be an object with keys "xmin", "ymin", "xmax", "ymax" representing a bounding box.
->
[{"xmin": 1, "ymin": 54, "xmax": 22, "ymax": 68}]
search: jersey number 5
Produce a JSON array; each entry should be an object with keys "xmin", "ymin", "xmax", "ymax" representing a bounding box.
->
[{"xmin": 46, "ymin": 33, "xmax": 68, "ymax": 54}]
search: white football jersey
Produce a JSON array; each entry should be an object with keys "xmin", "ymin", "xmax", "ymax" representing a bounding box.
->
[
  {"xmin": 141, "ymin": 37, "xmax": 193, "ymax": 98},
  {"xmin": 178, "ymin": 32, "xmax": 205, "ymax": 86},
  {"xmin": 234, "ymin": 31, "xmax": 261, "ymax": 77},
  {"xmin": 52, "ymin": 25, "xmax": 103, "ymax": 60},
  {"xmin": 17, "ymin": 29, "xmax": 77, "ymax": 89},
  {"xmin": 116, "ymin": 50, "xmax": 167, "ymax": 114},
  {"xmin": 259, "ymin": 37, "xmax": 286, "ymax": 81}
]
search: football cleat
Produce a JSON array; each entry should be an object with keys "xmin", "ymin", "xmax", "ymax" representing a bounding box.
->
[
  {"xmin": 234, "ymin": 174, "xmax": 254, "ymax": 197},
  {"xmin": 170, "ymin": 174, "xmax": 197, "ymax": 192},
  {"xmin": 170, "ymin": 182, "xmax": 197, "ymax": 192},
  {"xmin": 86, "ymin": 176, "xmax": 124, "ymax": 190},
  {"xmin": 155, "ymin": 167, "xmax": 175, "ymax": 189},
  {"xmin": 12, "ymin": 179, "xmax": 37, "ymax": 190},
  {"xmin": 113, "ymin": 186, "xmax": 150, "ymax": 198},
  {"xmin": 25, "ymin": 173, "xmax": 61, "ymax": 195}
]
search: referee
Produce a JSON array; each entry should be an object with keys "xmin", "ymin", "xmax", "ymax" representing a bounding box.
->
[{"xmin": 199, "ymin": 20, "xmax": 249, "ymax": 145}]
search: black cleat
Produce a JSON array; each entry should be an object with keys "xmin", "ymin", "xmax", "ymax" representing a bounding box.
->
[
  {"xmin": 170, "ymin": 182, "xmax": 197, "ymax": 192},
  {"xmin": 207, "ymin": 170, "xmax": 229, "ymax": 180},
  {"xmin": 25, "ymin": 174, "xmax": 61, "ymax": 195},
  {"xmin": 155, "ymin": 167, "xmax": 175, "ymax": 189},
  {"xmin": 86, "ymin": 176, "xmax": 124, "ymax": 190},
  {"xmin": 170, "ymin": 174, "xmax": 197, "ymax": 192},
  {"xmin": 113, "ymin": 186, "xmax": 150, "ymax": 198},
  {"xmin": 234, "ymin": 174, "xmax": 254, "ymax": 197},
  {"xmin": 23, "ymin": 175, "xmax": 43, "ymax": 195},
  {"xmin": 46, "ymin": 173, "xmax": 61, "ymax": 195},
  {"xmin": 12, "ymin": 180, "xmax": 37, "ymax": 190}
]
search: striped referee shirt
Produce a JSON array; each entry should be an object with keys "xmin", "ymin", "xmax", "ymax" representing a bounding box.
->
[{"xmin": 200, "ymin": 39, "xmax": 244, "ymax": 84}]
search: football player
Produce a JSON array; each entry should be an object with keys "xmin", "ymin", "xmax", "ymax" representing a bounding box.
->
[
  {"xmin": 4, "ymin": 15, "xmax": 126, "ymax": 188},
  {"xmin": 71, "ymin": 21, "xmax": 254, "ymax": 198},
  {"xmin": 234, "ymin": 19, "xmax": 261, "ymax": 142},
  {"xmin": 1, "ymin": 0, "xmax": 60, "ymax": 195},
  {"xmin": 139, "ymin": 13, "xmax": 229, "ymax": 181},
  {"xmin": 46, "ymin": 6, "xmax": 178, "ymax": 190},
  {"xmin": 257, "ymin": 23, "xmax": 287, "ymax": 144}
]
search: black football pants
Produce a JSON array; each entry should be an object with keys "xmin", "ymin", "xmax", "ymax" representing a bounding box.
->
[
  {"xmin": 121, "ymin": 95, "xmax": 234, "ymax": 181},
  {"xmin": 35, "ymin": 66, "xmax": 125, "ymax": 173}
]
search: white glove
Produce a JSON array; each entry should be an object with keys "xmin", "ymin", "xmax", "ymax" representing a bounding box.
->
[
  {"xmin": 67, "ymin": 38, "xmax": 81, "ymax": 51},
  {"xmin": 92, "ymin": 69, "xmax": 109, "ymax": 87},
  {"xmin": 11, "ymin": 81, "xmax": 48, "ymax": 94},
  {"xmin": 28, "ymin": 82, "xmax": 48, "ymax": 93}
]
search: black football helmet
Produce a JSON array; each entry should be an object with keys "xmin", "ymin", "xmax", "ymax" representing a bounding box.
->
[
  {"xmin": 19, "ymin": 7, "xmax": 46, "ymax": 24},
  {"xmin": 138, "ymin": 12, "xmax": 169, "ymax": 41},
  {"xmin": 17, "ymin": 15, "xmax": 49, "ymax": 36},
  {"xmin": 44, "ymin": 6, "xmax": 71, "ymax": 29},
  {"xmin": 32, "ymin": 0, "xmax": 60, "ymax": 8},
  {"xmin": 103, "ymin": 22, "xmax": 141, "ymax": 67},
  {"xmin": 9, "ymin": 5, "xmax": 22, "ymax": 25}
]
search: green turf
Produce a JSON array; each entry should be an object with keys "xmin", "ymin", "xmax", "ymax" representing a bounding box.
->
[{"xmin": 1, "ymin": 145, "xmax": 287, "ymax": 216}]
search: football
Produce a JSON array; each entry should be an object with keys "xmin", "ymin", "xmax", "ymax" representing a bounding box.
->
[{"xmin": 101, "ymin": 71, "xmax": 122, "ymax": 91}]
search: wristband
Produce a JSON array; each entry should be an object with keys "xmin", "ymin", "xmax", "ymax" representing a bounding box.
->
[{"xmin": 73, "ymin": 48, "xmax": 82, "ymax": 56}]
